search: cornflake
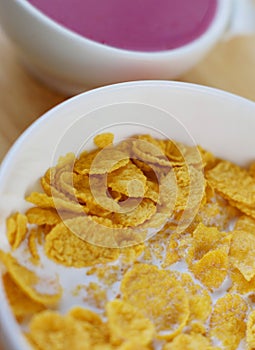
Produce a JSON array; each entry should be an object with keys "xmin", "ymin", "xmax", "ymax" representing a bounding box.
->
[
  {"xmin": 163, "ymin": 333, "xmax": 219, "ymax": 350},
  {"xmin": 190, "ymin": 249, "xmax": 228, "ymax": 290},
  {"xmin": 121, "ymin": 263, "xmax": 189, "ymax": 340},
  {"xmin": 2, "ymin": 273, "xmax": 45, "ymax": 321},
  {"xmin": 106, "ymin": 299, "xmax": 155, "ymax": 346},
  {"xmin": 6, "ymin": 212, "xmax": 28, "ymax": 250},
  {"xmin": 229, "ymin": 230, "xmax": 255, "ymax": 281},
  {"xmin": 0, "ymin": 251, "xmax": 62, "ymax": 305},
  {"xmin": 247, "ymin": 310, "xmax": 255, "ymax": 349},
  {"xmin": 210, "ymin": 293, "xmax": 248, "ymax": 350}
]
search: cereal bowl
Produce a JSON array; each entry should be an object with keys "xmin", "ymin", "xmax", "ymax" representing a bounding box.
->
[{"xmin": 1, "ymin": 80, "xmax": 255, "ymax": 350}]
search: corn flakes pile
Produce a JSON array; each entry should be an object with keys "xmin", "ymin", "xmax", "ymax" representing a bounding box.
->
[{"xmin": 1, "ymin": 132, "xmax": 255, "ymax": 350}]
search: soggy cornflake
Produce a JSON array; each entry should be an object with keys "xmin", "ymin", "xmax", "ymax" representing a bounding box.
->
[
  {"xmin": 163, "ymin": 233, "xmax": 181, "ymax": 267},
  {"xmin": 28, "ymin": 310, "xmax": 91, "ymax": 350},
  {"xmin": 45, "ymin": 220, "xmax": 120, "ymax": 267},
  {"xmin": 163, "ymin": 333, "xmax": 219, "ymax": 350},
  {"xmin": 106, "ymin": 299, "xmax": 155, "ymax": 346},
  {"xmin": 184, "ymin": 322, "xmax": 207, "ymax": 336},
  {"xmin": 187, "ymin": 223, "xmax": 230, "ymax": 265},
  {"xmin": 68, "ymin": 307, "xmax": 109, "ymax": 346},
  {"xmin": 2, "ymin": 273, "xmax": 45, "ymax": 321},
  {"xmin": 198, "ymin": 198, "xmax": 239, "ymax": 231},
  {"xmin": 179, "ymin": 273, "xmax": 212, "ymax": 325},
  {"xmin": 210, "ymin": 293, "xmax": 248, "ymax": 350},
  {"xmin": 6, "ymin": 212, "xmax": 28, "ymax": 250},
  {"xmin": 190, "ymin": 249, "xmax": 228, "ymax": 290},
  {"xmin": 229, "ymin": 230, "xmax": 255, "ymax": 281},
  {"xmin": 247, "ymin": 310, "xmax": 255, "ymax": 349},
  {"xmin": 121, "ymin": 263, "xmax": 189, "ymax": 340},
  {"xmin": 94, "ymin": 133, "xmax": 114, "ymax": 149},
  {"xmin": 0, "ymin": 251, "xmax": 62, "ymax": 305}
]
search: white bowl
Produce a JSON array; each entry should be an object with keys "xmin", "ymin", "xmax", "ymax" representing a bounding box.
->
[
  {"xmin": 0, "ymin": 0, "xmax": 231, "ymax": 94},
  {"xmin": 1, "ymin": 80, "xmax": 255, "ymax": 350}
]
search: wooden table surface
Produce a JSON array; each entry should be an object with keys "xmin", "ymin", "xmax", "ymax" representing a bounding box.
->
[{"xmin": 1, "ymin": 27, "xmax": 255, "ymax": 349}]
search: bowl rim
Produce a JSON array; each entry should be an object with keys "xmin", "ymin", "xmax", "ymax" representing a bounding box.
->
[
  {"xmin": 1, "ymin": 80, "xmax": 255, "ymax": 350},
  {"xmin": 1, "ymin": 79, "xmax": 255, "ymax": 178},
  {"xmin": 14, "ymin": 0, "xmax": 232, "ymax": 58}
]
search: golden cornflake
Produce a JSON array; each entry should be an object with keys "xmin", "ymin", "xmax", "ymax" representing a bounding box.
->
[
  {"xmin": 26, "ymin": 192, "xmax": 86, "ymax": 214},
  {"xmin": 207, "ymin": 160, "xmax": 255, "ymax": 206},
  {"xmin": 0, "ymin": 251, "xmax": 62, "ymax": 305},
  {"xmin": 113, "ymin": 199, "xmax": 156, "ymax": 227},
  {"xmin": 28, "ymin": 229, "xmax": 40, "ymax": 263},
  {"xmin": 210, "ymin": 293, "xmax": 248, "ymax": 350},
  {"xmin": 28, "ymin": 310, "xmax": 91, "ymax": 350},
  {"xmin": 117, "ymin": 342, "xmax": 151, "ymax": 350},
  {"xmin": 198, "ymin": 145, "xmax": 218, "ymax": 171},
  {"xmin": 45, "ymin": 221, "xmax": 119, "ymax": 267},
  {"xmin": 106, "ymin": 299, "xmax": 155, "ymax": 346},
  {"xmin": 68, "ymin": 307, "xmax": 109, "ymax": 346},
  {"xmin": 230, "ymin": 268, "xmax": 255, "ymax": 294},
  {"xmin": 187, "ymin": 223, "xmax": 229, "ymax": 264},
  {"xmin": 179, "ymin": 273, "xmax": 212, "ymax": 324},
  {"xmin": 163, "ymin": 233, "xmax": 181, "ymax": 267},
  {"xmin": 121, "ymin": 263, "xmax": 189, "ymax": 340},
  {"xmin": 26, "ymin": 207, "xmax": 61, "ymax": 226},
  {"xmin": 108, "ymin": 161, "xmax": 147, "ymax": 198},
  {"xmin": 94, "ymin": 133, "xmax": 114, "ymax": 149},
  {"xmin": 6, "ymin": 212, "xmax": 28, "ymax": 250},
  {"xmin": 247, "ymin": 310, "xmax": 255, "ymax": 349},
  {"xmin": 190, "ymin": 249, "xmax": 228, "ymax": 290},
  {"xmin": 234, "ymin": 215, "xmax": 255, "ymax": 233},
  {"xmin": 229, "ymin": 230, "xmax": 255, "ymax": 281},
  {"xmin": 2, "ymin": 273, "xmax": 45, "ymax": 321},
  {"xmin": 163, "ymin": 333, "xmax": 218, "ymax": 350},
  {"xmin": 132, "ymin": 138, "xmax": 171, "ymax": 167},
  {"xmin": 76, "ymin": 147, "xmax": 129, "ymax": 175}
]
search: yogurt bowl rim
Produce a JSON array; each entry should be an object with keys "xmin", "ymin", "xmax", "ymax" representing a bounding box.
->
[{"xmin": 15, "ymin": 0, "xmax": 232, "ymax": 58}]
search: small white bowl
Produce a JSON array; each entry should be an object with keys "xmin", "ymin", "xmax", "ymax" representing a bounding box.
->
[
  {"xmin": 1, "ymin": 80, "xmax": 255, "ymax": 350},
  {"xmin": 0, "ymin": 0, "xmax": 232, "ymax": 94}
]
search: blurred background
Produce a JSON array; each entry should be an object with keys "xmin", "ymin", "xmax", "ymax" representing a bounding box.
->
[{"xmin": 1, "ymin": 11, "xmax": 255, "ymax": 164}]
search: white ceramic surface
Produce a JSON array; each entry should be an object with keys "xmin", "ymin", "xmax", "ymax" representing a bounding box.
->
[
  {"xmin": 1, "ymin": 81, "xmax": 255, "ymax": 349},
  {"xmin": 0, "ymin": 0, "xmax": 232, "ymax": 94}
]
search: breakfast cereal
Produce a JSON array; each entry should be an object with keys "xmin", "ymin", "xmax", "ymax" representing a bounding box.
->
[{"xmin": 1, "ymin": 133, "xmax": 255, "ymax": 350}]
